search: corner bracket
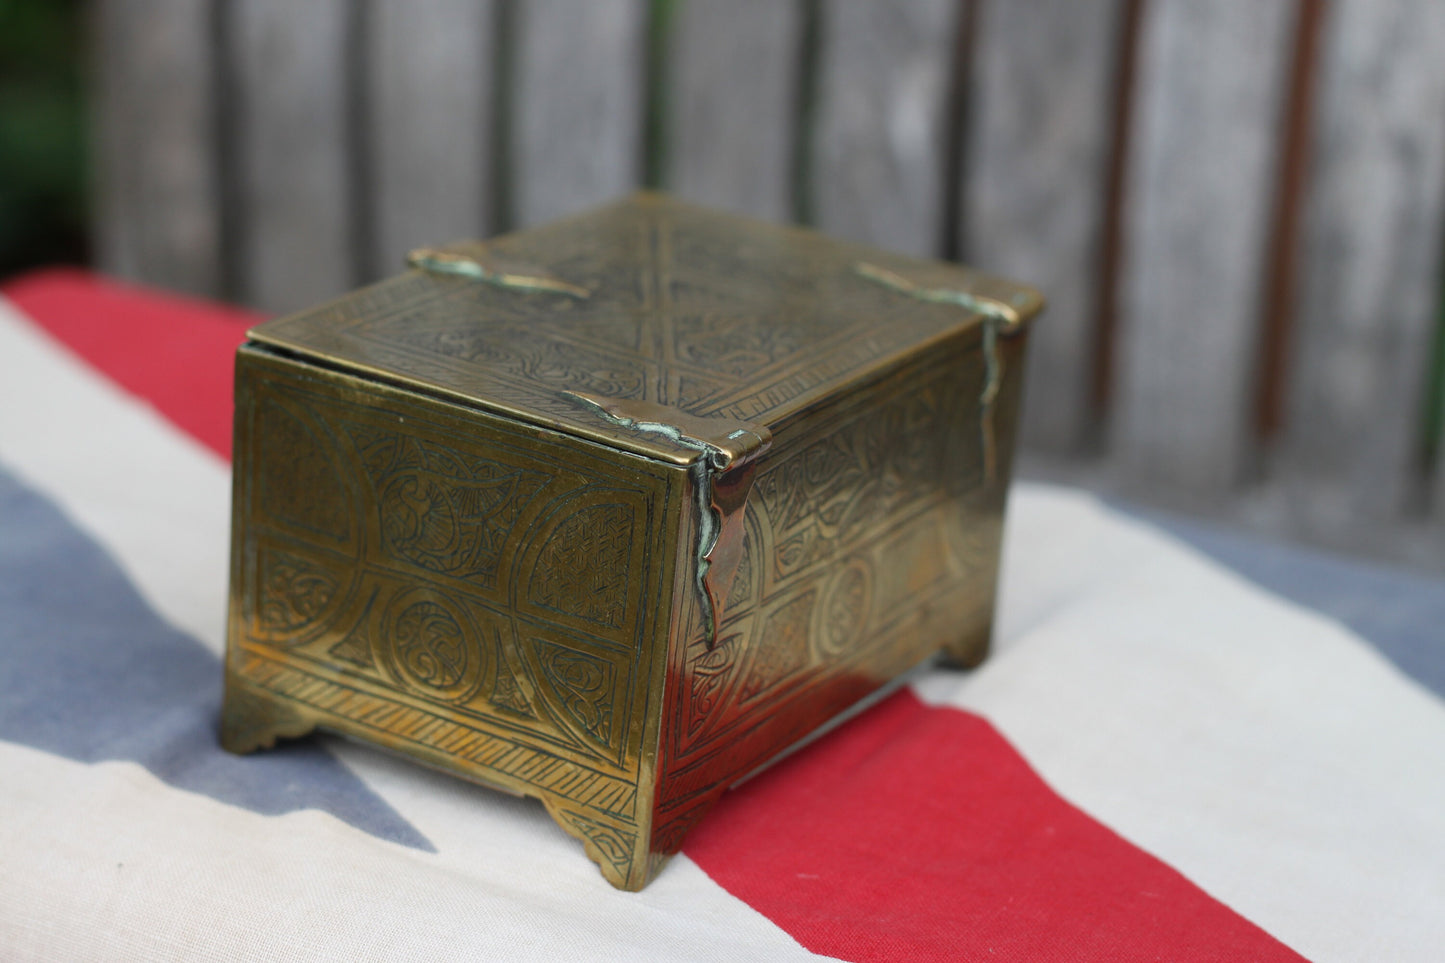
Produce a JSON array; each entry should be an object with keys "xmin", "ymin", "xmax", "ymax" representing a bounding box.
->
[{"xmin": 561, "ymin": 392, "xmax": 772, "ymax": 646}]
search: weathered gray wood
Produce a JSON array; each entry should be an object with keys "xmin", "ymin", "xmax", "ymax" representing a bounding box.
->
[
  {"xmin": 512, "ymin": 0, "xmax": 647, "ymax": 228},
  {"xmin": 1438, "ymin": 378, "xmax": 1445, "ymax": 528},
  {"xmin": 667, "ymin": 0, "xmax": 803, "ymax": 222},
  {"xmin": 812, "ymin": 0, "xmax": 959, "ymax": 257},
  {"xmin": 229, "ymin": 0, "xmax": 355, "ymax": 313},
  {"xmin": 963, "ymin": 0, "xmax": 1124, "ymax": 453},
  {"xmin": 93, "ymin": 0, "xmax": 221, "ymax": 297},
  {"xmin": 367, "ymin": 0, "xmax": 496, "ymax": 279},
  {"xmin": 1114, "ymin": 0, "xmax": 1295, "ymax": 490},
  {"xmin": 1280, "ymin": 0, "xmax": 1445, "ymax": 522}
]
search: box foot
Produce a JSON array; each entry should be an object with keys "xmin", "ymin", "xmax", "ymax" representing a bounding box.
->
[
  {"xmin": 939, "ymin": 620, "xmax": 992, "ymax": 669},
  {"xmin": 220, "ymin": 672, "xmax": 318, "ymax": 754},
  {"xmin": 543, "ymin": 799, "xmax": 672, "ymax": 891}
]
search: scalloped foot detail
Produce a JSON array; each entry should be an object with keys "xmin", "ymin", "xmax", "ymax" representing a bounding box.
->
[
  {"xmin": 220, "ymin": 673, "xmax": 318, "ymax": 754},
  {"xmin": 544, "ymin": 799, "xmax": 670, "ymax": 891}
]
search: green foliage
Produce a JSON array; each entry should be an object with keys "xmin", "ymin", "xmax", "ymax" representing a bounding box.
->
[
  {"xmin": 0, "ymin": 0, "xmax": 87, "ymax": 275},
  {"xmin": 641, "ymin": 0, "xmax": 674, "ymax": 190}
]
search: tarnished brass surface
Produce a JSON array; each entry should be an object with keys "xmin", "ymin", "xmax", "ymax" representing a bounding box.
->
[{"xmin": 222, "ymin": 193, "xmax": 1042, "ymax": 890}]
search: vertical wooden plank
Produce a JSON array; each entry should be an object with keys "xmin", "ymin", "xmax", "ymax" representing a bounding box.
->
[
  {"xmin": 667, "ymin": 0, "xmax": 803, "ymax": 222},
  {"xmin": 1114, "ymin": 0, "xmax": 1295, "ymax": 490},
  {"xmin": 962, "ymin": 0, "xmax": 1124, "ymax": 452},
  {"xmin": 93, "ymin": 0, "xmax": 222, "ymax": 297},
  {"xmin": 813, "ymin": 0, "xmax": 960, "ymax": 257},
  {"xmin": 512, "ymin": 0, "xmax": 647, "ymax": 228},
  {"xmin": 229, "ymin": 0, "xmax": 355, "ymax": 314},
  {"xmin": 367, "ymin": 0, "xmax": 496, "ymax": 278},
  {"xmin": 1253, "ymin": 0, "xmax": 1325, "ymax": 443},
  {"xmin": 1281, "ymin": 0, "xmax": 1445, "ymax": 521}
]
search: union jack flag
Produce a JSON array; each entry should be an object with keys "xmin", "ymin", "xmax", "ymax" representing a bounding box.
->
[{"xmin": 2, "ymin": 270, "xmax": 1442, "ymax": 961}]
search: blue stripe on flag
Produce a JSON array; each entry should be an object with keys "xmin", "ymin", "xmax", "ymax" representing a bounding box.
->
[
  {"xmin": 1122, "ymin": 502, "xmax": 1445, "ymax": 700},
  {"xmin": 0, "ymin": 462, "xmax": 433, "ymax": 851}
]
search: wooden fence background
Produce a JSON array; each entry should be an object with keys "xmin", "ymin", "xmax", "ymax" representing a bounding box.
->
[{"xmin": 92, "ymin": 0, "xmax": 1445, "ymax": 569}]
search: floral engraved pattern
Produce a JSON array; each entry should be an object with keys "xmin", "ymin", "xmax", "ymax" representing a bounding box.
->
[
  {"xmin": 490, "ymin": 658, "xmax": 535, "ymax": 719},
  {"xmin": 395, "ymin": 602, "xmax": 467, "ymax": 687},
  {"xmin": 686, "ymin": 632, "xmax": 743, "ymax": 740},
  {"xmin": 527, "ymin": 502, "xmax": 635, "ymax": 628},
  {"xmin": 258, "ymin": 548, "xmax": 340, "ymax": 637},
  {"xmin": 347, "ymin": 427, "xmax": 548, "ymax": 587},
  {"xmin": 675, "ymin": 373, "xmax": 969, "ymax": 749},
  {"xmin": 533, "ymin": 639, "xmax": 615, "ymax": 745},
  {"xmin": 754, "ymin": 378, "xmax": 954, "ymax": 581},
  {"xmin": 381, "ymin": 593, "xmax": 486, "ymax": 703},
  {"xmin": 554, "ymin": 809, "xmax": 635, "ymax": 882},
  {"xmin": 819, "ymin": 560, "xmax": 872, "ymax": 656},
  {"xmin": 739, "ymin": 590, "xmax": 816, "ymax": 703},
  {"xmin": 384, "ymin": 318, "xmax": 648, "ymax": 400},
  {"xmin": 379, "ymin": 472, "xmax": 512, "ymax": 572},
  {"xmin": 673, "ymin": 309, "xmax": 841, "ymax": 379}
]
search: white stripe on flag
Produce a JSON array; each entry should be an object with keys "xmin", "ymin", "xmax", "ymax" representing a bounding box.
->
[
  {"xmin": 913, "ymin": 484, "xmax": 1445, "ymax": 963},
  {"xmin": 0, "ymin": 741, "xmax": 837, "ymax": 962},
  {"xmin": 0, "ymin": 297, "xmax": 231, "ymax": 654}
]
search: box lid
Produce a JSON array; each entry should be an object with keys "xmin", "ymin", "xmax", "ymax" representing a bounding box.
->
[{"xmin": 247, "ymin": 192, "xmax": 1043, "ymax": 470}]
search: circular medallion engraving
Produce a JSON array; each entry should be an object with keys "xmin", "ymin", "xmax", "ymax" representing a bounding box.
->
[
  {"xmin": 380, "ymin": 590, "xmax": 486, "ymax": 702},
  {"xmin": 818, "ymin": 559, "xmax": 873, "ymax": 657}
]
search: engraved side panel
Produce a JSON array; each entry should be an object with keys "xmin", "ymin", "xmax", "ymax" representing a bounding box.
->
[
  {"xmin": 227, "ymin": 347, "xmax": 684, "ymax": 864},
  {"xmin": 652, "ymin": 343, "xmax": 1016, "ymax": 850}
]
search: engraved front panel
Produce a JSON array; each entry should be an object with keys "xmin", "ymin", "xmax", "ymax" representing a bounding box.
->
[{"xmin": 227, "ymin": 349, "xmax": 683, "ymax": 887}]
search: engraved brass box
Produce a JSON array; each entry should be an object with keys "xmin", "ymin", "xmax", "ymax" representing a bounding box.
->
[{"xmin": 221, "ymin": 194, "xmax": 1043, "ymax": 889}]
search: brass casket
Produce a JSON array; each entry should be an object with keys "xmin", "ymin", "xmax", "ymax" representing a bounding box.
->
[{"xmin": 221, "ymin": 193, "xmax": 1043, "ymax": 890}]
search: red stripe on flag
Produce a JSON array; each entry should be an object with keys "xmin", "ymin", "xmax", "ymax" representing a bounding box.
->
[
  {"xmin": 685, "ymin": 690, "xmax": 1303, "ymax": 962},
  {"xmin": 12, "ymin": 272, "xmax": 1304, "ymax": 961},
  {"xmin": 2, "ymin": 269, "xmax": 262, "ymax": 460}
]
